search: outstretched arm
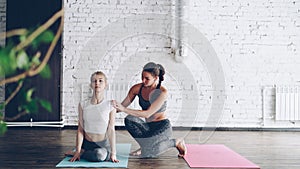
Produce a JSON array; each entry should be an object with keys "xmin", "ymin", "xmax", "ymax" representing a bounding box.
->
[
  {"xmin": 114, "ymin": 87, "xmax": 168, "ymax": 118},
  {"xmin": 112, "ymin": 83, "xmax": 139, "ymax": 112},
  {"xmin": 120, "ymin": 83, "xmax": 139, "ymax": 108},
  {"xmin": 107, "ymin": 108, "xmax": 119, "ymax": 163},
  {"xmin": 69, "ymin": 103, "xmax": 84, "ymax": 162}
]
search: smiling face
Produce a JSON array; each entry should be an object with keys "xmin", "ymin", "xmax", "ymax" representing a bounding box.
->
[
  {"xmin": 90, "ymin": 74, "xmax": 107, "ymax": 93},
  {"xmin": 141, "ymin": 71, "xmax": 158, "ymax": 87}
]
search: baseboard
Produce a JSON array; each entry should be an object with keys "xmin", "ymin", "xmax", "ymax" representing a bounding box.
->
[
  {"xmin": 8, "ymin": 125, "xmax": 300, "ymax": 132},
  {"xmin": 172, "ymin": 126, "xmax": 300, "ymax": 132}
]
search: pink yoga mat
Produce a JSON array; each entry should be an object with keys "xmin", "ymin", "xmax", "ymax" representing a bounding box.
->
[{"xmin": 183, "ymin": 144, "xmax": 260, "ymax": 169}]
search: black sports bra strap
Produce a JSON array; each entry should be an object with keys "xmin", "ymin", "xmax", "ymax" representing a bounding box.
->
[{"xmin": 138, "ymin": 84, "xmax": 144, "ymax": 95}]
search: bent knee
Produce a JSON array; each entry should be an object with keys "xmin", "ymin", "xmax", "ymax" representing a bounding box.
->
[
  {"xmin": 124, "ymin": 115, "xmax": 135, "ymax": 125},
  {"xmin": 94, "ymin": 148, "xmax": 108, "ymax": 162}
]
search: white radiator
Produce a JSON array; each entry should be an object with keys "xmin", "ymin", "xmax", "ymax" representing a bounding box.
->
[
  {"xmin": 106, "ymin": 83, "xmax": 129, "ymax": 101},
  {"xmin": 275, "ymin": 85, "xmax": 300, "ymax": 121}
]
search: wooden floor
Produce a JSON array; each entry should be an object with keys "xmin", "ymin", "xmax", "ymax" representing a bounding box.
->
[{"xmin": 0, "ymin": 127, "xmax": 299, "ymax": 169}]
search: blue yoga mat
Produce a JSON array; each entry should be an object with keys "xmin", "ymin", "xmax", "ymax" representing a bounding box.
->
[{"xmin": 56, "ymin": 143, "xmax": 131, "ymax": 168}]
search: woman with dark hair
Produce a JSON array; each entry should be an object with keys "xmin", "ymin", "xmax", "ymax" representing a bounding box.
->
[{"xmin": 112, "ymin": 62, "xmax": 187, "ymax": 158}]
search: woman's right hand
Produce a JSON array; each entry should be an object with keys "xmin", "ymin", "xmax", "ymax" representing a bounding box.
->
[
  {"xmin": 69, "ymin": 151, "xmax": 81, "ymax": 162},
  {"xmin": 112, "ymin": 100, "xmax": 125, "ymax": 112},
  {"xmin": 111, "ymin": 100, "xmax": 120, "ymax": 113}
]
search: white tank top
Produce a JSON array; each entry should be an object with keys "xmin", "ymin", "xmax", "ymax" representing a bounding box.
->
[{"xmin": 81, "ymin": 99, "xmax": 113, "ymax": 134}]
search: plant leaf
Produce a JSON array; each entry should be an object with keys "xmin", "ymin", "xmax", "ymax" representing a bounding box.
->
[
  {"xmin": 32, "ymin": 30, "xmax": 54, "ymax": 49},
  {"xmin": 38, "ymin": 30, "xmax": 54, "ymax": 43},
  {"xmin": 26, "ymin": 88, "xmax": 35, "ymax": 102},
  {"xmin": 39, "ymin": 64, "xmax": 51, "ymax": 79},
  {"xmin": 0, "ymin": 103, "xmax": 4, "ymax": 110},
  {"xmin": 39, "ymin": 99, "xmax": 52, "ymax": 113},
  {"xmin": 0, "ymin": 48, "xmax": 17, "ymax": 76},
  {"xmin": 31, "ymin": 55, "xmax": 41, "ymax": 65},
  {"xmin": 0, "ymin": 121, "xmax": 7, "ymax": 135},
  {"xmin": 24, "ymin": 99, "xmax": 39, "ymax": 114},
  {"xmin": 16, "ymin": 50, "xmax": 29, "ymax": 69}
]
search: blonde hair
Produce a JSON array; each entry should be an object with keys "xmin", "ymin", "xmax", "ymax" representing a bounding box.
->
[{"xmin": 90, "ymin": 71, "xmax": 107, "ymax": 83}]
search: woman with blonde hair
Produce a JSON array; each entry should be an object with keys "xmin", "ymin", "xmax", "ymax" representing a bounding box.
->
[{"xmin": 65, "ymin": 71, "xmax": 119, "ymax": 163}]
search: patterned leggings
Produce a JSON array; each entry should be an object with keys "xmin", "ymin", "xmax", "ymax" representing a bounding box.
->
[
  {"xmin": 81, "ymin": 138, "xmax": 111, "ymax": 162},
  {"xmin": 124, "ymin": 115, "xmax": 176, "ymax": 158}
]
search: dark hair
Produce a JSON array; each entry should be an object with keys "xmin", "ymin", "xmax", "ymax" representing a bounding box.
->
[{"xmin": 143, "ymin": 62, "xmax": 165, "ymax": 88}]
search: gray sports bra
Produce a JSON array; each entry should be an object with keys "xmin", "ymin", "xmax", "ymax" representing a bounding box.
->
[{"xmin": 137, "ymin": 84, "xmax": 167, "ymax": 115}]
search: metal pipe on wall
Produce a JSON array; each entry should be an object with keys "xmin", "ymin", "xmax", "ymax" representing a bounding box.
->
[
  {"xmin": 173, "ymin": 0, "xmax": 184, "ymax": 62},
  {"xmin": 6, "ymin": 118, "xmax": 64, "ymax": 127}
]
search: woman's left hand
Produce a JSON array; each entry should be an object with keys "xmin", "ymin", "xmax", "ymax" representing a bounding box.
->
[{"xmin": 110, "ymin": 154, "xmax": 119, "ymax": 163}]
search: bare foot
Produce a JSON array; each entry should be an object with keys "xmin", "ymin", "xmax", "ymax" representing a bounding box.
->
[
  {"xmin": 176, "ymin": 139, "xmax": 187, "ymax": 157},
  {"xmin": 130, "ymin": 148, "xmax": 141, "ymax": 156}
]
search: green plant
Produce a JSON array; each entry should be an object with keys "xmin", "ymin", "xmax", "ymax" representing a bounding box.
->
[{"xmin": 0, "ymin": 8, "xmax": 64, "ymax": 135}]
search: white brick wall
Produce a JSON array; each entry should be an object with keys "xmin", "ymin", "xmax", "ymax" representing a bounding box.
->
[
  {"xmin": 0, "ymin": 0, "xmax": 5, "ymax": 40},
  {"xmin": 183, "ymin": 0, "xmax": 300, "ymax": 128},
  {"xmin": 0, "ymin": 0, "xmax": 5, "ymax": 46},
  {"xmin": 62, "ymin": 0, "xmax": 300, "ymax": 128},
  {"xmin": 0, "ymin": 0, "xmax": 6, "ymax": 115}
]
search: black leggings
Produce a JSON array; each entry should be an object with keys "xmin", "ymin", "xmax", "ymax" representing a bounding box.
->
[
  {"xmin": 125, "ymin": 115, "xmax": 176, "ymax": 158},
  {"xmin": 81, "ymin": 138, "xmax": 111, "ymax": 162}
]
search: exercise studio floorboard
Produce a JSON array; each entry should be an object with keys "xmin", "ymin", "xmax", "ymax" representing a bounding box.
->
[{"xmin": 0, "ymin": 128, "xmax": 299, "ymax": 169}]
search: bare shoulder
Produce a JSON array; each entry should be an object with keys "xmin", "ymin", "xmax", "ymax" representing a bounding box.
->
[
  {"xmin": 158, "ymin": 86, "xmax": 168, "ymax": 99},
  {"xmin": 78, "ymin": 101, "xmax": 83, "ymax": 110},
  {"xmin": 159, "ymin": 85, "xmax": 168, "ymax": 93},
  {"xmin": 129, "ymin": 83, "xmax": 143, "ymax": 94}
]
